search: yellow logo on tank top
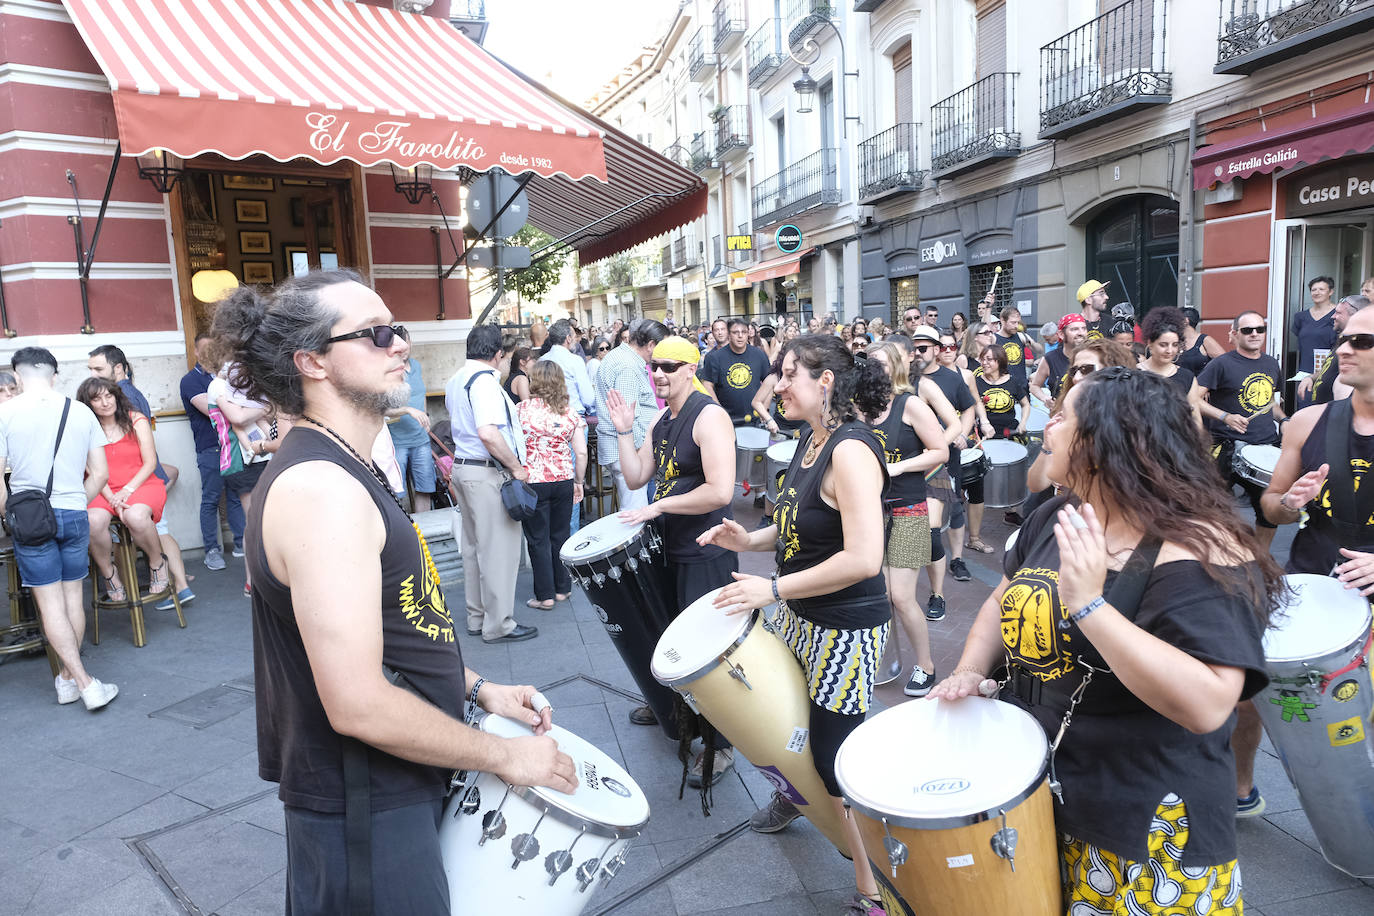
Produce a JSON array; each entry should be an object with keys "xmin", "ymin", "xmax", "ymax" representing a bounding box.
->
[
  {"xmin": 871, "ymin": 427, "xmax": 899, "ymax": 465},
  {"xmin": 1000, "ymin": 566, "xmax": 1074, "ymax": 680},
  {"xmin": 654, "ymin": 446, "xmax": 680, "ymax": 501},
  {"xmin": 726, "ymin": 361, "xmax": 754, "ymax": 389},
  {"xmin": 774, "ymin": 486, "xmax": 801, "ymax": 562},
  {"xmin": 1003, "ymin": 341, "xmax": 1023, "ymax": 366},
  {"xmin": 983, "ymin": 386, "xmax": 1015, "ymax": 413},
  {"xmin": 1238, "ymin": 371, "xmax": 1275, "ymax": 413},
  {"xmin": 1315, "ymin": 457, "xmax": 1374, "ymax": 525},
  {"xmin": 398, "ymin": 524, "xmax": 454, "ymax": 643}
]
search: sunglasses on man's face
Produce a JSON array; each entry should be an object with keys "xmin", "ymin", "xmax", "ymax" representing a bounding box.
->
[
  {"xmin": 650, "ymin": 360, "xmax": 689, "ymax": 373},
  {"xmin": 597, "ymin": 345, "xmax": 610, "ymax": 353},
  {"xmin": 1337, "ymin": 333, "xmax": 1374, "ymax": 351},
  {"xmin": 913, "ymin": 344, "xmax": 934, "ymax": 354},
  {"xmin": 325, "ymin": 323, "xmax": 409, "ymax": 348},
  {"xmin": 904, "ymin": 314, "xmax": 919, "ymax": 323},
  {"xmin": 1237, "ymin": 325, "xmax": 1267, "ymax": 336}
]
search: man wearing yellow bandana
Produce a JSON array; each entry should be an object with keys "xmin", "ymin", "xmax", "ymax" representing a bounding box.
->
[{"xmin": 606, "ymin": 336, "xmax": 738, "ymax": 785}]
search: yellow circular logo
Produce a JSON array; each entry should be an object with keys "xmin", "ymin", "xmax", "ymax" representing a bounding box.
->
[
  {"xmin": 1334, "ymin": 679, "xmax": 1360, "ymax": 703},
  {"xmin": 726, "ymin": 362, "xmax": 754, "ymax": 390},
  {"xmin": 1238, "ymin": 371, "xmax": 1275, "ymax": 413},
  {"xmin": 1003, "ymin": 341, "xmax": 1023, "ymax": 366},
  {"xmin": 984, "ymin": 386, "xmax": 1014, "ymax": 413}
]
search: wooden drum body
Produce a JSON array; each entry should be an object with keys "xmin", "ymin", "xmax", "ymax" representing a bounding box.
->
[
  {"xmin": 836, "ymin": 697, "xmax": 1061, "ymax": 916},
  {"xmin": 651, "ymin": 588, "xmax": 849, "ymax": 851}
]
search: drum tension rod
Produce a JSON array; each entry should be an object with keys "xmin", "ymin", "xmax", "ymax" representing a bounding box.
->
[
  {"xmin": 880, "ymin": 817, "xmax": 908, "ymax": 877},
  {"xmin": 722, "ymin": 655, "xmax": 753, "ymax": 690},
  {"xmin": 989, "ymin": 808, "xmax": 1018, "ymax": 872},
  {"xmin": 546, "ymin": 826, "xmax": 586, "ymax": 886},
  {"xmin": 510, "ymin": 809, "xmax": 546, "ymax": 869},
  {"xmin": 480, "ymin": 786, "xmax": 512, "ymax": 845}
]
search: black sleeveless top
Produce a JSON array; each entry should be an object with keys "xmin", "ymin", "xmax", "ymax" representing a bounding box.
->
[
  {"xmin": 651, "ymin": 390, "xmax": 732, "ymax": 562},
  {"xmin": 249, "ymin": 427, "xmax": 466, "ymax": 813},
  {"xmin": 504, "ymin": 368, "xmax": 526, "ymax": 401},
  {"xmin": 1043, "ymin": 347, "xmax": 1071, "ymax": 399},
  {"xmin": 1177, "ymin": 333, "xmax": 1211, "ymax": 375},
  {"xmin": 868, "ymin": 393, "xmax": 926, "ymax": 506},
  {"xmin": 774, "ymin": 422, "xmax": 889, "ymax": 628},
  {"xmin": 1289, "ymin": 400, "xmax": 1374, "ymax": 574},
  {"xmin": 1161, "ymin": 365, "xmax": 1195, "ymax": 397}
]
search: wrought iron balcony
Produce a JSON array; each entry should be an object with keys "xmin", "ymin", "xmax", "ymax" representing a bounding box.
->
[
  {"xmin": 675, "ymin": 232, "xmax": 702, "ymax": 268},
  {"xmin": 753, "ymin": 148, "xmax": 840, "ymax": 227},
  {"xmin": 931, "ymin": 72, "xmax": 1020, "ymax": 179},
  {"xmin": 1216, "ymin": 0, "xmax": 1374, "ymax": 74},
  {"xmin": 786, "ymin": 0, "xmax": 834, "ymax": 50},
  {"xmin": 448, "ymin": 0, "xmax": 487, "ymax": 44},
  {"xmin": 663, "ymin": 138, "xmax": 692, "ymax": 169},
  {"xmin": 714, "ymin": 0, "xmax": 747, "ymax": 52},
  {"xmin": 662, "ymin": 243, "xmax": 675, "ymax": 273},
  {"xmin": 689, "ymin": 27, "xmax": 718, "ymax": 81},
  {"xmin": 690, "ymin": 131, "xmax": 719, "ymax": 174},
  {"xmin": 714, "ymin": 106, "xmax": 750, "ymax": 158},
  {"xmin": 1040, "ymin": 0, "xmax": 1170, "ymax": 140},
  {"xmin": 747, "ymin": 20, "xmax": 785, "ymax": 85},
  {"xmin": 859, "ymin": 123, "xmax": 925, "ymax": 203},
  {"xmin": 853, "ymin": 0, "xmax": 890, "ymax": 11}
]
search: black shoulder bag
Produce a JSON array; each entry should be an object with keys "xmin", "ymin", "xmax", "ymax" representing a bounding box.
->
[
  {"xmin": 464, "ymin": 370, "xmax": 537, "ymax": 522},
  {"xmin": 5, "ymin": 399, "xmax": 71, "ymax": 546}
]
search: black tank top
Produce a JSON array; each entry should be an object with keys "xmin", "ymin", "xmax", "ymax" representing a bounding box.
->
[
  {"xmin": 868, "ymin": 393, "xmax": 926, "ymax": 506},
  {"xmin": 504, "ymin": 368, "xmax": 526, "ymax": 401},
  {"xmin": 1044, "ymin": 347, "xmax": 1071, "ymax": 398},
  {"xmin": 651, "ymin": 391, "xmax": 732, "ymax": 562},
  {"xmin": 1177, "ymin": 333, "xmax": 1211, "ymax": 375},
  {"xmin": 774, "ymin": 422, "xmax": 889, "ymax": 628},
  {"xmin": 248, "ymin": 426, "xmax": 466, "ymax": 813},
  {"xmin": 1289, "ymin": 402, "xmax": 1374, "ymax": 574}
]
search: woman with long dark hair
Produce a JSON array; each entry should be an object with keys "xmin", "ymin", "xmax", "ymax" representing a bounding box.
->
[
  {"xmin": 1141, "ymin": 306, "xmax": 1204, "ymax": 424},
  {"xmin": 932, "ymin": 368, "xmax": 1282, "ymax": 915},
  {"xmin": 504, "ymin": 346, "xmax": 532, "ymax": 402},
  {"xmin": 700, "ymin": 334, "xmax": 893, "ymax": 915},
  {"xmin": 950, "ymin": 310, "xmax": 969, "ymax": 348}
]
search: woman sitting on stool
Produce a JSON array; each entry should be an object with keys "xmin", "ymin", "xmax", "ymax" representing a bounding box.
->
[{"xmin": 77, "ymin": 378, "xmax": 169, "ymax": 600}]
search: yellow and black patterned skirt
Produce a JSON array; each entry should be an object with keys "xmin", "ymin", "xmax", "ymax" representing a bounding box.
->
[
  {"xmin": 1060, "ymin": 794, "xmax": 1243, "ymax": 915},
  {"xmin": 773, "ymin": 603, "xmax": 888, "ymax": 716}
]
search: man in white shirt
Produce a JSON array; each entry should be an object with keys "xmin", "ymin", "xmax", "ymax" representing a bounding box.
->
[
  {"xmin": 445, "ymin": 325, "xmax": 537, "ymax": 644},
  {"xmin": 594, "ymin": 318, "xmax": 668, "ymax": 509},
  {"xmin": 0, "ymin": 347, "xmax": 116, "ymax": 709}
]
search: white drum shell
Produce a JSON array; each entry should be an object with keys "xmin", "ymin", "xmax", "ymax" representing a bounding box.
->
[{"xmin": 766, "ymin": 440, "xmax": 798, "ymax": 504}]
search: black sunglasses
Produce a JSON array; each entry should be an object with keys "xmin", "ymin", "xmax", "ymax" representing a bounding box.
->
[
  {"xmin": 597, "ymin": 345, "xmax": 610, "ymax": 352},
  {"xmin": 325, "ymin": 324, "xmax": 409, "ymax": 348},
  {"xmin": 1069, "ymin": 364, "xmax": 1096, "ymax": 377},
  {"xmin": 650, "ymin": 359, "xmax": 689, "ymax": 373},
  {"xmin": 1237, "ymin": 324, "xmax": 1267, "ymax": 336},
  {"xmin": 1337, "ymin": 333, "xmax": 1374, "ymax": 351},
  {"xmin": 913, "ymin": 344, "xmax": 934, "ymax": 353}
]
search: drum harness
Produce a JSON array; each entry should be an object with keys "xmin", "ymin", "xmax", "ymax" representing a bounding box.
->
[
  {"xmin": 999, "ymin": 511, "xmax": 1163, "ymax": 807},
  {"xmin": 1309, "ymin": 397, "xmax": 1374, "ymax": 553}
]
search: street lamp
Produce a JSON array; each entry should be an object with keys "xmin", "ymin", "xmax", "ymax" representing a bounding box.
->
[
  {"xmin": 793, "ymin": 68, "xmax": 818, "ymax": 114},
  {"xmin": 390, "ymin": 163, "xmax": 434, "ymax": 204},
  {"xmin": 786, "ymin": 18, "xmax": 860, "ymax": 137},
  {"xmin": 136, "ymin": 149, "xmax": 185, "ymax": 194}
]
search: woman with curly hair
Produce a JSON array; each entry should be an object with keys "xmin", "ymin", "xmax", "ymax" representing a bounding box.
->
[
  {"xmin": 701, "ymin": 334, "xmax": 893, "ymax": 915},
  {"xmin": 1141, "ymin": 306, "xmax": 1204, "ymax": 424},
  {"xmin": 933, "ymin": 367, "xmax": 1281, "ymax": 915}
]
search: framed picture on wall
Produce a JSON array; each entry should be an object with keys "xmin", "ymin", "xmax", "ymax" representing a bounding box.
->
[
  {"xmin": 281, "ymin": 177, "xmax": 329, "ymax": 187},
  {"xmin": 242, "ymin": 261, "xmax": 274, "ymax": 284},
  {"xmin": 240, "ymin": 230, "xmax": 272, "ymax": 254},
  {"xmin": 284, "ymin": 245, "xmax": 339, "ymax": 278},
  {"xmin": 234, "ymin": 199, "xmax": 268, "ymax": 223},
  {"xmin": 223, "ymin": 174, "xmax": 275, "ymax": 191}
]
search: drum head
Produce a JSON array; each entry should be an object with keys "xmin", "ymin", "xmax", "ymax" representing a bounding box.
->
[
  {"xmin": 1266, "ymin": 575, "xmax": 1373, "ymax": 663},
  {"xmin": 559, "ymin": 513, "xmax": 645, "ymax": 564},
  {"xmin": 983, "ymin": 440, "xmax": 1028, "ymax": 463},
  {"xmin": 767, "ymin": 440, "xmax": 798, "ymax": 462},
  {"xmin": 1025, "ymin": 404, "xmax": 1049, "ymax": 433},
  {"xmin": 1238, "ymin": 444, "xmax": 1281, "ymax": 474},
  {"xmin": 836, "ymin": 697, "xmax": 1046, "ymax": 824},
  {"xmin": 651, "ymin": 586, "xmax": 752, "ymax": 684},
  {"xmin": 736, "ymin": 427, "xmax": 770, "ymax": 449},
  {"xmin": 959, "ymin": 447, "xmax": 985, "ymax": 464},
  {"xmin": 481, "ymin": 715, "xmax": 650, "ymax": 831}
]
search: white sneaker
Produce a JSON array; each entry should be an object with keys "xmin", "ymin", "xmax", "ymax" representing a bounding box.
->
[
  {"xmin": 80, "ymin": 678, "xmax": 119, "ymax": 711},
  {"xmin": 55, "ymin": 674, "xmax": 79, "ymax": 705}
]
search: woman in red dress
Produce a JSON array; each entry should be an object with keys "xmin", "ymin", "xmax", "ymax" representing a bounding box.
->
[{"xmin": 77, "ymin": 378, "xmax": 168, "ymax": 599}]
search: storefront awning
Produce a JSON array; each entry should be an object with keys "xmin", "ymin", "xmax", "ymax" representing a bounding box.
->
[
  {"xmin": 1191, "ymin": 99, "xmax": 1374, "ymax": 190},
  {"xmin": 743, "ymin": 249, "xmax": 816, "ymax": 284},
  {"xmin": 61, "ymin": 0, "xmax": 608, "ymax": 181}
]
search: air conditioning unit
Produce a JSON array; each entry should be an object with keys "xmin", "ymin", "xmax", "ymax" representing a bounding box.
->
[{"xmin": 857, "ymin": 205, "xmax": 876, "ymax": 226}]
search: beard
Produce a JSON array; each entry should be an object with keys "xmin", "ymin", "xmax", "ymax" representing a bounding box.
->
[{"xmin": 340, "ymin": 377, "xmax": 410, "ymax": 416}]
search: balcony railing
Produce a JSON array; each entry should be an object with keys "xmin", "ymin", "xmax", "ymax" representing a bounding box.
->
[
  {"xmin": 747, "ymin": 20, "xmax": 784, "ymax": 85},
  {"xmin": 674, "ymin": 232, "xmax": 702, "ymax": 268},
  {"xmin": 662, "ymin": 243, "xmax": 674, "ymax": 273},
  {"xmin": 714, "ymin": 106, "xmax": 750, "ymax": 158},
  {"xmin": 690, "ymin": 131, "xmax": 718, "ymax": 174},
  {"xmin": 786, "ymin": 0, "xmax": 834, "ymax": 49},
  {"xmin": 448, "ymin": 0, "xmax": 488, "ymax": 43},
  {"xmin": 1039, "ymin": 0, "xmax": 1170, "ymax": 139},
  {"xmin": 689, "ymin": 28, "xmax": 718, "ymax": 80},
  {"xmin": 931, "ymin": 72, "xmax": 1020, "ymax": 178},
  {"xmin": 753, "ymin": 148, "xmax": 840, "ymax": 226},
  {"xmin": 663, "ymin": 138, "xmax": 692, "ymax": 169},
  {"xmin": 714, "ymin": 0, "xmax": 747, "ymax": 51},
  {"xmin": 711, "ymin": 235, "xmax": 724, "ymax": 272},
  {"xmin": 858, "ymin": 123, "xmax": 925, "ymax": 203},
  {"xmin": 1216, "ymin": 0, "xmax": 1374, "ymax": 73},
  {"xmin": 853, "ymin": 0, "xmax": 890, "ymax": 11}
]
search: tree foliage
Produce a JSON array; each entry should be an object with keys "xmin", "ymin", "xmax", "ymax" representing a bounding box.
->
[
  {"xmin": 504, "ymin": 225, "xmax": 571, "ymax": 303},
  {"xmin": 603, "ymin": 253, "xmax": 636, "ymax": 290}
]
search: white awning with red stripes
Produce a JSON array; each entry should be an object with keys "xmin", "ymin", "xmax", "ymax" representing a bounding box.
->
[{"xmin": 62, "ymin": 0, "xmax": 607, "ymax": 181}]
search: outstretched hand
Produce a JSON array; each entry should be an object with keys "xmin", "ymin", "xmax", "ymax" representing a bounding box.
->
[{"xmin": 1053, "ymin": 502, "xmax": 1107, "ymax": 615}]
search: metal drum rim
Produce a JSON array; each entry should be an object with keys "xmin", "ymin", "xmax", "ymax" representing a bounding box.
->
[
  {"xmin": 654, "ymin": 609, "xmax": 760, "ymax": 689},
  {"xmin": 558, "ymin": 520, "xmax": 649, "ymax": 566},
  {"xmin": 1264, "ymin": 625, "xmax": 1373, "ymax": 668},
  {"xmin": 840, "ymin": 761, "xmax": 1049, "ymax": 831}
]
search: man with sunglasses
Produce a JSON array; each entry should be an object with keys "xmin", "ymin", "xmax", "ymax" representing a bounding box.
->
[{"xmin": 1196, "ymin": 311, "xmax": 1286, "ymax": 550}]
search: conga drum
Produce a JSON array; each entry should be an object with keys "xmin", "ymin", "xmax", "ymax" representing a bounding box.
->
[
  {"xmin": 765, "ymin": 440, "xmax": 797, "ymax": 505},
  {"xmin": 1233, "ymin": 443, "xmax": 1281, "ymax": 488},
  {"xmin": 983, "ymin": 440, "xmax": 1028, "ymax": 509},
  {"xmin": 440, "ymin": 714, "xmax": 650, "ymax": 915},
  {"xmin": 561, "ymin": 514, "xmax": 680, "ymax": 739},
  {"xmin": 650, "ymin": 588, "xmax": 849, "ymax": 851},
  {"xmin": 1254, "ymin": 574, "xmax": 1374, "ymax": 878},
  {"xmin": 735, "ymin": 426, "xmax": 770, "ymax": 494},
  {"xmin": 835, "ymin": 697, "xmax": 1061, "ymax": 916}
]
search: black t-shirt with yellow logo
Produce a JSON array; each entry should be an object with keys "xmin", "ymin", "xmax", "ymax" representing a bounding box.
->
[
  {"xmin": 993, "ymin": 331, "xmax": 1032, "ymax": 383},
  {"xmin": 700, "ymin": 344, "xmax": 771, "ymax": 423},
  {"xmin": 975, "ymin": 370, "xmax": 1028, "ymax": 437},
  {"xmin": 1197, "ymin": 351, "xmax": 1282, "ymax": 445},
  {"xmin": 1001, "ymin": 496, "xmax": 1268, "ymax": 866},
  {"xmin": 1289, "ymin": 402, "xmax": 1374, "ymax": 574}
]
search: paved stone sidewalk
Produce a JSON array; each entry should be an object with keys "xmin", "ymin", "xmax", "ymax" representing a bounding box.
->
[{"xmin": 0, "ymin": 497, "xmax": 1371, "ymax": 914}]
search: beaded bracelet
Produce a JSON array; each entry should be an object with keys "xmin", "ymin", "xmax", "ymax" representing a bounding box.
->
[
  {"xmin": 467, "ymin": 676, "xmax": 486, "ymax": 711},
  {"xmin": 771, "ymin": 574, "xmax": 781, "ymax": 603}
]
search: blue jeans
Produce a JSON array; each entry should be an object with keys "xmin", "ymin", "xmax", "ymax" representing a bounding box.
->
[
  {"xmin": 13, "ymin": 508, "xmax": 90, "ymax": 587},
  {"xmin": 196, "ymin": 447, "xmax": 246, "ymax": 551},
  {"xmin": 393, "ymin": 442, "xmax": 437, "ymax": 493}
]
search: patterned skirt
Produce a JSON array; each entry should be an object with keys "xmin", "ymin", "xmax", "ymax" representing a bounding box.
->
[
  {"xmin": 1060, "ymin": 794, "xmax": 1242, "ymax": 915},
  {"xmin": 772, "ymin": 603, "xmax": 888, "ymax": 716},
  {"xmin": 884, "ymin": 502, "xmax": 931, "ymax": 570}
]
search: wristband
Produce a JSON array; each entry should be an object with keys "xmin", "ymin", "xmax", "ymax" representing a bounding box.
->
[
  {"xmin": 1279, "ymin": 492, "xmax": 1299, "ymax": 511},
  {"xmin": 1060, "ymin": 596, "xmax": 1106, "ymax": 630},
  {"xmin": 771, "ymin": 574, "xmax": 781, "ymax": 603},
  {"xmin": 1221, "ymin": 412, "xmax": 1230, "ymax": 423},
  {"xmin": 467, "ymin": 676, "xmax": 486, "ymax": 711}
]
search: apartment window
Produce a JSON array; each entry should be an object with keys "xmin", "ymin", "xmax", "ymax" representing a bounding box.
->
[
  {"xmin": 975, "ymin": 0, "xmax": 1006, "ymax": 79},
  {"xmin": 893, "ymin": 40, "xmax": 913, "ymax": 124},
  {"xmin": 969, "ymin": 261, "xmax": 1013, "ymax": 319}
]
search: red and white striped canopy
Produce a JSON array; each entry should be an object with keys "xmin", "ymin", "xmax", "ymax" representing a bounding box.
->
[{"xmin": 62, "ymin": 0, "xmax": 608, "ymax": 181}]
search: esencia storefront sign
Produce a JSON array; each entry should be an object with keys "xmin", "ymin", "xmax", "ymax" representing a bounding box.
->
[{"xmin": 1284, "ymin": 157, "xmax": 1374, "ymax": 218}]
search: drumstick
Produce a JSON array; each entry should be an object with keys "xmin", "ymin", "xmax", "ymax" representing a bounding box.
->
[{"xmin": 984, "ymin": 265, "xmax": 1003, "ymax": 302}]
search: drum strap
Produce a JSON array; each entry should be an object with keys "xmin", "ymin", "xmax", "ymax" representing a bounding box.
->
[
  {"xmin": 1321, "ymin": 397, "xmax": 1374, "ymax": 541},
  {"xmin": 342, "ymin": 739, "xmax": 373, "ymax": 916}
]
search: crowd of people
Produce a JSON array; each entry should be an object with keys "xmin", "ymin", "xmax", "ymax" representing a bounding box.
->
[{"xmin": 6, "ymin": 264, "xmax": 1374, "ymax": 915}]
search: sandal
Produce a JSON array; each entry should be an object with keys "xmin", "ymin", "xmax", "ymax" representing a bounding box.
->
[
  {"xmin": 965, "ymin": 538, "xmax": 994, "ymax": 554},
  {"xmin": 149, "ymin": 556, "xmax": 170, "ymax": 594},
  {"xmin": 101, "ymin": 570, "xmax": 126, "ymax": 603},
  {"xmin": 526, "ymin": 598, "xmax": 555, "ymax": 610},
  {"xmin": 555, "ymin": 593, "xmax": 571, "ymax": 602}
]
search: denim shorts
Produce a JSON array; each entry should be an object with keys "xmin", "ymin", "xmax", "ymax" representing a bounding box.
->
[
  {"xmin": 14, "ymin": 508, "xmax": 91, "ymax": 587},
  {"xmin": 393, "ymin": 442, "xmax": 437, "ymax": 492}
]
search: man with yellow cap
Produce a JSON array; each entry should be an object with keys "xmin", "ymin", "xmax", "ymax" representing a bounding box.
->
[
  {"xmin": 606, "ymin": 336, "xmax": 737, "ymax": 785},
  {"xmin": 1076, "ymin": 279, "xmax": 1111, "ymax": 340}
]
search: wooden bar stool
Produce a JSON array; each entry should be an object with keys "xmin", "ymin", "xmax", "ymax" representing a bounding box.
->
[
  {"xmin": 0, "ymin": 535, "xmax": 58, "ymax": 676},
  {"xmin": 91, "ymin": 520, "xmax": 184, "ymax": 647}
]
